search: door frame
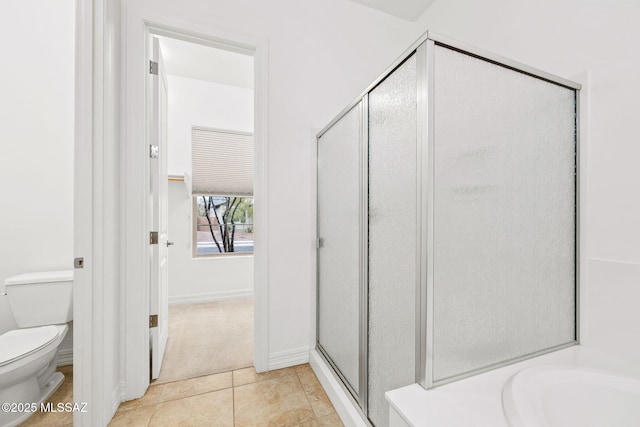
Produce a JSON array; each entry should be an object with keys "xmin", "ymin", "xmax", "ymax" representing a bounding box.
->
[
  {"xmin": 74, "ymin": 0, "xmax": 123, "ymax": 424},
  {"xmin": 73, "ymin": 0, "xmax": 96, "ymax": 424},
  {"xmin": 121, "ymin": 7, "xmax": 270, "ymax": 400}
]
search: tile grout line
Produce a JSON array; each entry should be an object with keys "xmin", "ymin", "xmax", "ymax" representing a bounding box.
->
[
  {"xmin": 232, "ymin": 369, "xmax": 236, "ymax": 427},
  {"xmin": 119, "ymin": 373, "xmax": 237, "ymax": 411},
  {"xmin": 152, "ymin": 364, "xmax": 251, "ymax": 387},
  {"xmin": 233, "ymin": 369, "xmax": 298, "ymax": 389},
  {"xmin": 144, "ymin": 381, "xmax": 156, "ymax": 427},
  {"xmin": 232, "ymin": 380, "xmax": 236, "ymax": 427},
  {"xmin": 294, "ymin": 367, "xmax": 321, "ymax": 424}
]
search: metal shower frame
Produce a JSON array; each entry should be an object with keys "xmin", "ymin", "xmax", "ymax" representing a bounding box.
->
[{"xmin": 314, "ymin": 30, "xmax": 581, "ymax": 419}]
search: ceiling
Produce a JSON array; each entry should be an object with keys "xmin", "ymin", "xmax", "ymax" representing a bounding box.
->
[
  {"xmin": 347, "ymin": 0, "xmax": 436, "ymax": 21},
  {"xmin": 157, "ymin": 36, "xmax": 254, "ymax": 90}
]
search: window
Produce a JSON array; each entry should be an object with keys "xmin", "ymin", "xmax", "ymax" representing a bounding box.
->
[
  {"xmin": 194, "ymin": 195, "xmax": 253, "ymax": 256},
  {"xmin": 191, "ymin": 127, "xmax": 253, "ymax": 256}
]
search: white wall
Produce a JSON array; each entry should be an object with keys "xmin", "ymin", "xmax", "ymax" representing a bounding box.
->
[
  {"xmin": 129, "ymin": 0, "xmax": 640, "ymax": 377},
  {"xmin": 168, "ymin": 181, "xmax": 253, "ymax": 303},
  {"xmin": 167, "ymin": 75, "xmax": 254, "ymax": 303},
  {"xmin": 167, "ymin": 75, "xmax": 253, "ymax": 176},
  {"xmin": 415, "ymin": 0, "xmax": 640, "ymax": 364},
  {"xmin": 0, "ymin": 0, "xmax": 75, "ymax": 359},
  {"xmin": 126, "ymin": 0, "xmax": 427, "ymax": 364}
]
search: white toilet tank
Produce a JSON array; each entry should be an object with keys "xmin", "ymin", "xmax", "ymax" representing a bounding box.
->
[{"xmin": 4, "ymin": 270, "xmax": 73, "ymax": 328}]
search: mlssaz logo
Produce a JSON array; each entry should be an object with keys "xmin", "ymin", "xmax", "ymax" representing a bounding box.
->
[{"xmin": 41, "ymin": 402, "xmax": 89, "ymax": 413}]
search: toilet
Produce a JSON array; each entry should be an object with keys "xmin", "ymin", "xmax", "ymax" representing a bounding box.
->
[{"xmin": 0, "ymin": 271, "xmax": 73, "ymax": 427}]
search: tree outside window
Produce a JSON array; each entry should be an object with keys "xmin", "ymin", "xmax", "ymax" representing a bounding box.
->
[{"xmin": 195, "ymin": 195, "xmax": 253, "ymax": 256}]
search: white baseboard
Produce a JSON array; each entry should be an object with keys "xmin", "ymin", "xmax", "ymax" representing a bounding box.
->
[
  {"xmin": 56, "ymin": 348, "xmax": 73, "ymax": 367},
  {"xmin": 268, "ymin": 346, "xmax": 310, "ymax": 370},
  {"xmin": 309, "ymin": 349, "xmax": 368, "ymax": 427},
  {"xmin": 168, "ymin": 289, "xmax": 253, "ymax": 305}
]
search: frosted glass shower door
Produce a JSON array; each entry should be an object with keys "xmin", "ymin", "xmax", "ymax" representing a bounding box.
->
[
  {"xmin": 368, "ymin": 54, "xmax": 417, "ymax": 427},
  {"xmin": 317, "ymin": 102, "xmax": 363, "ymax": 396},
  {"xmin": 430, "ymin": 45, "xmax": 577, "ymax": 384}
]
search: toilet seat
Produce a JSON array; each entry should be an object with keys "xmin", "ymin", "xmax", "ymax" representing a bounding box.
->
[{"xmin": 0, "ymin": 326, "xmax": 59, "ymax": 367}]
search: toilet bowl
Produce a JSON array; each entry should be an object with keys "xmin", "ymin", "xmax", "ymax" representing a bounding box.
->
[{"xmin": 0, "ymin": 271, "xmax": 73, "ymax": 427}]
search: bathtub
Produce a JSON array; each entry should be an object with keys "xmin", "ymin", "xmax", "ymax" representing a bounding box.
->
[
  {"xmin": 503, "ymin": 365, "xmax": 640, "ymax": 427},
  {"xmin": 386, "ymin": 346, "xmax": 640, "ymax": 427}
]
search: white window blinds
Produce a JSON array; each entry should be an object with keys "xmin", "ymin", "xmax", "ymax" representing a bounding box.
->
[{"xmin": 191, "ymin": 126, "xmax": 253, "ymax": 196}]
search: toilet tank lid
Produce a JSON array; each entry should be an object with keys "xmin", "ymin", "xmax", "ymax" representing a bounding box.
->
[{"xmin": 5, "ymin": 270, "xmax": 74, "ymax": 287}]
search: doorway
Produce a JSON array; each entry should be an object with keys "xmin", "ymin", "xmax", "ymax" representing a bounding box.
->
[
  {"xmin": 116, "ymin": 18, "xmax": 270, "ymax": 401},
  {"xmin": 149, "ymin": 33, "xmax": 259, "ymax": 384}
]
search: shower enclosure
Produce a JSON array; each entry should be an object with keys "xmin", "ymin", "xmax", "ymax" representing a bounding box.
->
[{"xmin": 315, "ymin": 32, "xmax": 580, "ymax": 427}]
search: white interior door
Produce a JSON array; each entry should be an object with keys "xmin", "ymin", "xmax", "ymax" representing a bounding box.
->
[{"xmin": 150, "ymin": 36, "xmax": 169, "ymax": 380}]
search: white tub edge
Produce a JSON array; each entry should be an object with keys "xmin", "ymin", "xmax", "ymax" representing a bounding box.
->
[{"xmin": 385, "ymin": 346, "xmax": 640, "ymax": 427}]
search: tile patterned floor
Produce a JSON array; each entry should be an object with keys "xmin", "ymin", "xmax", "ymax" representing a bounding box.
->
[
  {"xmin": 20, "ymin": 301, "xmax": 343, "ymax": 426},
  {"xmin": 22, "ymin": 364, "xmax": 343, "ymax": 426},
  {"xmin": 109, "ymin": 364, "xmax": 344, "ymax": 427}
]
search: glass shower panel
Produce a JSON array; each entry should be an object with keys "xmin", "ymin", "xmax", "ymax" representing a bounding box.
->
[
  {"xmin": 317, "ymin": 102, "xmax": 362, "ymax": 394},
  {"xmin": 368, "ymin": 54, "xmax": 417, "ymax": 427},
  {"xmin": 431, "ymin": 45, "xmax": 577, "ymax": 383}
]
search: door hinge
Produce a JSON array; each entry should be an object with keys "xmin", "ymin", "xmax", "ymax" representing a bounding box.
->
[
  {"xmin": 150, "ymin": 144, "xmax": 159, "ymax": 159},
  {"xmin": 316, "ymin": 238, "xmax": 324, "ymax": 249},
  {"xmin": 150, "ymin": 231, "xmax": 159, "ymax": 245},
  {"xmin": 74, "ymin": 257, "xmax": 84, "ymax": 269},
  {"xmin": 149, "ymin": 314, "xmax": 158, "ymax": 328},
  {"xmin": 149, "ymin": 60, "xmax": 158, "ymax": 75}
]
